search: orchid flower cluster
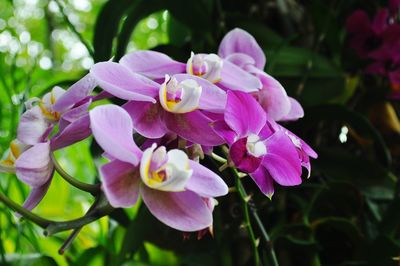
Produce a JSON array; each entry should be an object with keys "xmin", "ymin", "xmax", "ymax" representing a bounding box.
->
[
  {"xmin": 346, "ymin": 0, "xmax": 400, "ymax": 99},
  {"xmin": 0, "ymin": 28, "xmax": 316, "ymax": 233}
]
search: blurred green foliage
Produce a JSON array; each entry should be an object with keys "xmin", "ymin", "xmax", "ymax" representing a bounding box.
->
[{"xmin": 0, "ymin": 0, "xmax": 399, "ymax": 265}]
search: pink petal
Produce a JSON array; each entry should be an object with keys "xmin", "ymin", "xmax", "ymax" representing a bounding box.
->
[
  {"xmin": 17, "ymin": 106, "xmax": 50, "ymax": 145},
  {"xmin": 185, "ymin": 160, "xmax": 228, "ymax": 197},
  {"xmin": 100, "ymin": 160, "xmax": 140, "ymax": 208},
  {"xmin": 219, "ymin": 60, "xmax": 261, "ymax": 93},
  {"xmin": 173, "ymin": 74, "xmax": 227, "ymax": 113},
  {"xmin": 346, "ymin": 10, "xmax": 371, "ymax": 34},
  {"xmin": 225, "ymin": 90, "xmax": 266, "ymax": 137},
  {"xmin": 50, "ymin": 114, "xmax": 91, "ymax": 150},
  {"xmin": 163, "ymin": 110, "xmax": 225, "ymax": 146},
  {"xmin": 15, "ymin": 142, "xmax": 53, "ymax": 188},
  {"xmin": 250, "ymin": 166, "xmax": 275, "ymax": 198},
  {"xmin": 218, "ymin": 28, "xmax": 266, "ymax": 69},
  {"xmin": 280, "ymin": 97, "xmax": 304, "ymax": 121},
  {"xmin": 53, "ymin": 74, "xmax": 97, "ymax": 112},
  {"xmin": 21, "ymin": 178, "xmax": 52, "ymax": 212},
  {"xmin": 90, "ymin": 62, "xmax": 158, "ymax": 102},
  {"xmin": 211, "ymin": 120, "xmax": 236, "ymax": 144},
  {"xmin": 120, "ymin": 50, "xmax": 186, "ymax": 79},
  {"xmin": 250, "ymin": 68, "xmax": 291, "ymax": 121},
  {"xmin": 262, "ymin": 131, "xmax": 302, "ymax": 186},
  {"xmin": 123, "ymin": 101, "xmax": 167, "ymax": 139},
  {"xmin": 141, "ymin": 185, "xmax": 213, "ymax": 232},
  {"xmin": 224, "ymin": 53, "xmax": 255, "ymax": 68},
  {"xmin": 89, "ymin": 105, "xmax": 142, "ymax": 165}
]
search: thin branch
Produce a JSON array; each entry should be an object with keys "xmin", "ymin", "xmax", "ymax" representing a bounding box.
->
[
  {"xmin": 0, "ymin": 192, "xmax": 51, "ymax": 228},
  {"xmin": 50, "ymin": 153, "xmax": 101, "ymax": 195},
  {"xmin": 0, "ymin": 190, "xmax": 113, "ymax": 236},
  {"xmin": 52, "ymin": 0, "xmax": 95, "ymax": 58}
]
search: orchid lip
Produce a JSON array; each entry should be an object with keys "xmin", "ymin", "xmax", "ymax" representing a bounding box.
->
[
  {"xmin": 159, "ymin": 75, "xmax": 202, "ymax": 114},
  {"xmin": 186, "ymin": 52, "xmax": 223, "ymax": 83},
  {"xmin": 140, "ymin": 143, "xmax": 192, "ymax": 192}
]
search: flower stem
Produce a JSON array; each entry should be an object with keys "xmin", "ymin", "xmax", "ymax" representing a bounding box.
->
[
  {"xmin": 211, "ymin": 152, "xmax": 227, "ymax": 164},
  {"xmin": 233, "ymin": 168, "xmax": 260, "ymax": 266},
  {"xmin": 50, "ymin": 153, "xmax": 100, "ymax": 195},
  {"xmin": 232, "ymin": 168, "xmax": 279, "ymax": 266},
  {"xmin": 44, "ymin": 193, "xmax": 114, "ymax": 236},
  {"xmin": 0, "ymin": 192, "xmax": 51, "ymax": 228}
]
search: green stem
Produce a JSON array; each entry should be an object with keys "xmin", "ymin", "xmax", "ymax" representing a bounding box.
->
[
  {"xmin": 51, "ymin": 153, "xmax": 101, "ymax": 195},
  {"xmin": 0, "ymin": 192, "xmax": 51, "ymax": 228},
  {"xmin": 232, "ymin": 168, "xmax": 279, "ymax": 266},
  {"xmin": 233, "ymin": 168, "xmax": 260, "ymax": 266},
  {"xmin": 44, "ymin": 194, "xmax": 114, "ymax": 236},
  {"xmin": 211, "ymin": 152, "xmax": 227, "ymax": 164},
  {"xmin": 52, "ymin": 0, "xmax": 95, "ymax": 58},
  {"xmin": 0, "ymin": 190, "xmax": 113, "ymax": 237}
]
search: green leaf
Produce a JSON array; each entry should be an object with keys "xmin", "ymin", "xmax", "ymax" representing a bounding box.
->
[
  {"xmin": 312, "ymin": 217, "xmax": 364, "ymax": 264},
  {"xmin": 366, "ymin": 236, "xmax": 400, "ymax": 266},
  {"xmin": 116, "ymin": 205, "xmax": 151, "ymax": 265},
  {"xmin": 314, "ymin": 148, "xmax": 395, "ymax": 198},
  {"xmin": 301, "ymin": 104, "xmax": 392, "ymax": 167},
  {"xmin": 115, "ymin": 0, "xmax": 166, "ymax": 61},
  {"xmin": 93, "ymin": 0, "xmax": 133, "ymax": 62}
]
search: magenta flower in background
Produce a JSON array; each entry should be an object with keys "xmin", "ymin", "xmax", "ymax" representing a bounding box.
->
[
  {"xmin": 346, "ymin": 0, "xmax": 400, "ymax": 95},
  {"xmin": 89, "ymin": 104, "xmax": 228, "ymax": 231}
]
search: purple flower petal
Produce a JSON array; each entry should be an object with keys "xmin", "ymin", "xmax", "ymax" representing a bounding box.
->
[
  {"xmin": 225, "ymin": 90, "xmax": 266, "ymax": 137},
  {"xmin": 371, "ymin": 9, "xmax": 389, "ymax": 34},
  {"xmin": 21, "ymin": 177, "xmax": 52, "ymax": 212},
  {"xmin": 262, "ymin": 131, "xmax": 302, "ymax": 186},
  {"xmin": 100, "ymin": 160, "xmax": 140, "ymax": 208},
  {"xmin": 90, "ymin": 105, "xmax": 142, "ymax": 165},
  {"xmin": 15, "ymin": 142, "xmax": 53, "ymax": 188},
  {"xmin": 140, "ymin": 185, "xmax": 213, "ymax": 232},
  {"xmin": 120, "ymin": 50, "xmax": 186, "ymax": 79},
  {"xmin": 185, "ymin": 160, "xmax": 228, "ymax": 197},
  {"xmin": 280, "ymin": 97, "xmax": 304, "ymax": 121},
  {"xmin": 123, "ymin": 101, "xmax": 167, "ymax": 139},
  {"xmin": 53, "ymin": 74, "xmax": 97, "ymax": 112},
  {"xmin": 250, "ymin": 166, "xmax": 274, "ymax": 198},
  {"xmin": 50, "ymin": 114, "xmax": 91, "ymax": 150},
  {"xmin": 163, "ymin": 110, "xmax": 225, "ymax": 146},
  {"xmin": 90, "ymin": 62, "xmax": 158, "ymax": 102},
  {"xmin": 224, "ymin": 53, "xmax": 255, "ymax": 68},
  {"xmin": 218, "ymin": 60, "xmax": 261, "ymax": 93},
  {"xmin": 211, "ymin": 120, "xmax": 236, "ymax": 145},
  {"xmin": 249, "ymin": 67, "xmax": 292, "ymax": 121},
  {"xmin": 218, "ymin": 28, "xmax": 266, "ymax": 69},
  {"xmin": 17, "ymin": 106, "xmax": 50, "ymax": 145},
  {"xmin": 173, "ymin": 74, "xmax": 227, "ymax": 113}
]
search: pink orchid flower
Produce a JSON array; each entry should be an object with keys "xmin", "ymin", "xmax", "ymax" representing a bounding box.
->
[
  {"xmin": 89, "ymin": 104, "xmax": 228, "ymax": 232},
  {"xmin": 116, "ymin": 48, "xmax": 262, "ymax": 93},
  {"xmin": 0, "ymin": 74, "xmax": 97, "ymax": 212},
  {"xmin": 0, "ymin": 139, "xmax": 53, "ymax": 211},
  {"xmin": 213, "ymin": 90, "xmax": 315, "ymax": 198},
  {"xmin": 90, "ymin": 62, "xmax": 226, "ymax": 146},
  {"xmin": 218, "ymin": 28, "xmax": 304, "ymax": 122}
]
